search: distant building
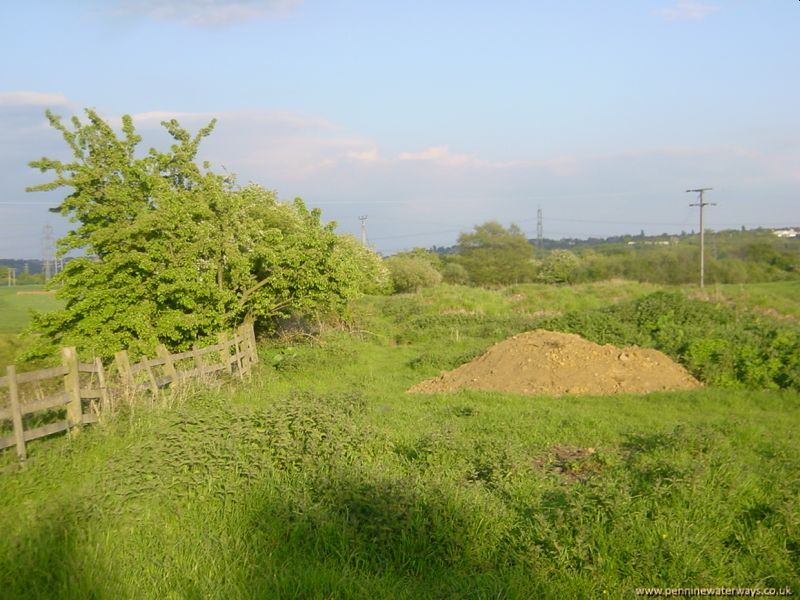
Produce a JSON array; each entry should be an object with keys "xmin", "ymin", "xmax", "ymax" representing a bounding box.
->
[
  {"xmin": 626, "ymin": 240, "xmax": 674, "ymax": 246},
  {"xmin": 773, "ymin": 228, "xmax": 799, "ymax": 238}
]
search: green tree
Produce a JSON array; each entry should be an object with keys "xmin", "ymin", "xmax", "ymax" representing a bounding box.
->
[
  {"xmin": 384, "ymin": 255, "xmax": 442, "ymax": 293},
  {"xmin": 25, "ymin": 109, "xmax": 385, "ymax": 359},
  {"xmin": 454, "ymin": 222, "xmax": 536, "ymax": 285},
  {"xmin": 538, "ymin": 250, "xmax": 580, "ymax": 284},
  {"xmin": 440, "ymin": 261, "xmax": 470, "ymax": 285}
]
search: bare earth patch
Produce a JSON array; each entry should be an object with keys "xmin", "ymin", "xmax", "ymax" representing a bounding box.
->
[{"xmin": 408, "ymin": 329, "xmax": 701, "ymax": 396}]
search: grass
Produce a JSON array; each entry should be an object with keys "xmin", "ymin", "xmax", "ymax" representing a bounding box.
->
[
  {"xmin": 0, "ymin": 282, "xmax": 798, "ymax": 598},
  {"xmin": 700, "ymin": 280, "xmax": 800, "ymax": 319},
  {"xmin": 409, "ymin": 280, "xmax": 664, "ymax": 318},
  {"xmin": 0, "ymin": 285, "xmax": 62, "ymax": 368},
  {"xmin": 0, "ymin": 285, "xmax": 61, "ymax": 334}
]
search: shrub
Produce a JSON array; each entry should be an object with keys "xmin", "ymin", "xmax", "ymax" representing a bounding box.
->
[
  {"xmin": 538, "ymin": 250, "xmax": 580, "ymax": 284},
  {"xmin": 540, "ymin": 291, "xmax": 800, "ymax": 391},
  {"xmin": 385, "ymin": 256, "xmax": 442, "ymax": 293}
]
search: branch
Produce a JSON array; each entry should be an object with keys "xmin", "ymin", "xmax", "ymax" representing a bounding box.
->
[{"xmin": 238, "ymin": 277, "xmax": 273, "ymax": 307}]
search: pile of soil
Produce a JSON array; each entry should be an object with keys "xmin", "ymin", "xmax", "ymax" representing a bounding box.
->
[{"xmin": 408, "ymin": 329, "xmax": 701, "ymax": 396}]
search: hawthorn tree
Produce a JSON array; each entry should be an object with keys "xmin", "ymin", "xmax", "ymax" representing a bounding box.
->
[{"xmin": 25, "ymin": 109, "xmax": 387, "ymax": 359}]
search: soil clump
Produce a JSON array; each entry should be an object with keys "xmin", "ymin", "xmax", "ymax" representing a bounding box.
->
[{"xmin": 408, "ymin": 329, "xmax": 701, "ymax": 396}]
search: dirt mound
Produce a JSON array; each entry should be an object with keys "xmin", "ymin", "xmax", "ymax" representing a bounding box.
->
[{"xmin": 408, "ymin": 329, "xmax": 701, "ymax": 396}]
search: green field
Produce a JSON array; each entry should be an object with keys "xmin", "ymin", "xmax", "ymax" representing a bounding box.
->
[
  {"xmin": 0, "ymin": 282, "xmax": 798, "ymax": 598},
  {"xmin": 0, "ymin": 285, "xmax": 62, "ymax": 368},
  {"xmin": 702, "ymin": 280, "xmax": 800, "ymax": 320},
  {"xmin": 0, "ymin": 286, "xmax": 62, "ymax": 334}
]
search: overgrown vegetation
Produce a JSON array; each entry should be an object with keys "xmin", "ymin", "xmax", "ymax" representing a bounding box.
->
[
  {"xmin": 1, "ymin": 281, "xmax": 798, "ymax": 598},
  {"xmin": 4, "ymin": 117, "xmax": 799, "ymax": 595},
  {"xmin": 538, "ymin": 291, "xmax": 800, "ymax": 391},
  {"xmin": 24, "ymin": 109, "xmax": 388, "ymax": 361}
]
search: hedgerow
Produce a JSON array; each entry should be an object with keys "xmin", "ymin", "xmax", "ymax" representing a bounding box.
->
[{"xmin": 539, "ymin": 291, "xmax": 800, "ymax": 390}]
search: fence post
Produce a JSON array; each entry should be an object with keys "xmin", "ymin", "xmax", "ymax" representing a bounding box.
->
[
  {"xmin": 114, "ymin": 350, "xmax": 134, "ymax": 391},
  {"xmin": 7, "ymin": 365, "xmax": 26, "ymax": 461},
  {"xmin": 157, "ymin": 344, "xmax": 178, "ymax": 385},
  {"xmin": 62, "ymin": 347, "xmax": 82, "ymax": 431},
  {"xmin": 234, "ymin": 328, "xmax": 245, "ymax": 379},
  {"xmin": 218, "ymin": 332, "xmax": 232, "ymax": 375},
  {"xmin": 142, "ymin": 357, "xmax": 159, "ymax": 398},
  {"xmin": 192, "ymin": 344, "xmax": 203, "ymax": 380},
  {"xmin": 245, "ymin": 321, "xmax": 258, "ymax": 365},
  {"xmin": 94, "ymin": 357, "xmax": 111, "ymax": 415}
]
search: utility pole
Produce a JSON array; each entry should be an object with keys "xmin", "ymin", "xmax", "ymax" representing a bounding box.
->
[
  {"xmin": 7, "ymin": 267, "xmax": 15, "ymax": 287},
  {"xmin": 536, "ymin": 207, "xmax": 543, "ymax": 250},
  {"xmin": 359, "ymin": 215, "xmax": 368, "ymax": 247},
  {"xmin": 686, "ymin": 188, "xmax": 715, "ymax": 288},
  {"xmin": 42, "ymin": 224, "xmax": 56, "ymax": 282}
]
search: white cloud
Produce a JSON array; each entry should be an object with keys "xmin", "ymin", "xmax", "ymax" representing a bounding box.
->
[
  {"xmin": 399, "ymin": 146, "xmax": 488, "ymax": 168},
  {"xmin": 655, "ymin": 1, "xmax": 720, "ymax": 21},
  {"xmin": 346, "ymin": 148, "xmax": 382, "ymax": 163},
  {"xmin": 0, "ymin": 91, "xmax": 69, "ymax": 107},
  {"xmin": 130, "ymin": 110, "xmax": 378, "ymax": 178},
  {"xmin": 396, "ymin": 146, "xmax": 581, "ymax": 176},
  {"xmin": 112, "ymin": 0, "xmax": 303, "ymax": 27},
  {"xmin": 130, "ymin": 109, "xmax": 334, "ymax": 133}
]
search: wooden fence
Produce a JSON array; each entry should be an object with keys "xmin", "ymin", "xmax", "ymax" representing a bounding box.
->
[{"xmin": 0, "ymin": 323, "xmax": 258, "ymax": 461}]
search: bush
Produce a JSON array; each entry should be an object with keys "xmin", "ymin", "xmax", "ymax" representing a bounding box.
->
[
  {"xmin": 538, "ymin": 250, "xmax": 580, "ymax": 284},
  {"xmin": 385, "ymin": 256, "xmax": 442, "ymax": 293},
  {"xmin": 455, "ymin": 222, "xmax": 537, "ymax": 285},
  {"xmin": 539, "ymin": 291, "xmax": 800, "ymax": 391},
  {"xmin": 440, "ymin": 262, "xmax": 470, "ymax": 285}
]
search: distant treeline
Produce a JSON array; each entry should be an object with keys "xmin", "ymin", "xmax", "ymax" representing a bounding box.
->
[{"xmin": 385, "ymin": 225, "xmax": 799, "ymax": 291}]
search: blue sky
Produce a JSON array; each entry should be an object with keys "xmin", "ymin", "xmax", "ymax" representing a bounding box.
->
[{"xmin": 1, "ymin": 0, "xmax": 798, "ymax": 257}]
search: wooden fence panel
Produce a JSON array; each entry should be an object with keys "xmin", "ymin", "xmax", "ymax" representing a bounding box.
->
[
  {"xmin": 1, "ymin": 325, "xmax": 258, "ymax": 460},
  {"xmin": 15, "ymin": 365, "xmax": 68, "ymax": 385}
]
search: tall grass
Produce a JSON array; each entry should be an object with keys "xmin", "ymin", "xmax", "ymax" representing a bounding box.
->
[
  {"xmin": 0, "ymin": 283, "xmax": 798, "ymax": 598},
  {"xmin": 699, "ymin": 280, "xmax": 800, "ymax": 319}
]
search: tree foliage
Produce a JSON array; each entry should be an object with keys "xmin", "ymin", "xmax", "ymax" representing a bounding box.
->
[
  {"xmin": 453, "ymin": 222, "xmax": 536, "ymax": 285},
  {"xmin": 25, "ymin": 109, "xmax": 387, "ymax": 359},
  {"xmin": 385, "ymin": 255, "xmax": 442, "ymax": 293},
  {"xmin": 538, "ymin": 250, "xmax": 580, "ymax": 284}
]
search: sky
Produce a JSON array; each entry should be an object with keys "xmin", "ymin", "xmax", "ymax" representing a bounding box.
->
[{"xmin": 1, "ymin": 0, "xmax": 798, "ymax": 258}]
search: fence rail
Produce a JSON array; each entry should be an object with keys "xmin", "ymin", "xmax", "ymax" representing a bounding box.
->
[{"xmin": 0, "ymin": 322, "xmax": 258, "ymax": 461}]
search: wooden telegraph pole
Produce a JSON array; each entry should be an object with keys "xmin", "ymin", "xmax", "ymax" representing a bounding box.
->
[{"xmin": 686, "ymin": 188, "xmax": 715, "ymax": 288}]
